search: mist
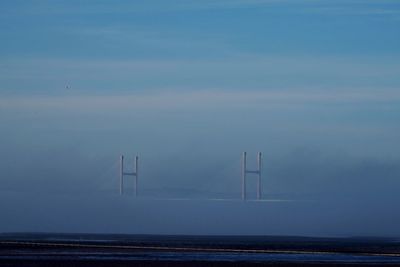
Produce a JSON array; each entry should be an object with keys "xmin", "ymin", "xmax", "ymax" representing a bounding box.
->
[
  {"xmin": 0, "ymin": 90, "xmax": 399, "ymax": 237},
  {"xmin": 1, "ymin": 0, "xmax": 399, "ymax": 239}
]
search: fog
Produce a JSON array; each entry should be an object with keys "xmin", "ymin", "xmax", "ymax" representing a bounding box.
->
[
  {"xmin": 1, "ymin": 192, "xmax": 400, "ymax": 237},
  {"xmin": 0, "ymin": 91, "xmax": 399, "ymax": 237},
  {"xmin": 1, "ymin": 0, "xmax": 399, "ymax": 238}
]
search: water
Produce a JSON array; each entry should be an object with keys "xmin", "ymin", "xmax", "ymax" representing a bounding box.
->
[
  {"xmin": 2, "ymin": 250, "xmax": 400, "ymax": 264},
  {"xmin": 2, "ymin": 234, "xmax": 400, "ymax": 264}
]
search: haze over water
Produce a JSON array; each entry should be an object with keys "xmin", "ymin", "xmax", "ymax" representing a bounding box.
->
[{"xmin": 0, "ymin": 1, "xmax": 400, "ymax": 237}]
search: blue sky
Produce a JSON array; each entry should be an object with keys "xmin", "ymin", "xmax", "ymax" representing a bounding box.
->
[
  {"xmin": 1, "ymin": 0, "xmax": 400, "ymax": 93},
  {"xmin": 0, "ymin": 0, "xmax": 400, "ymax": 201}
]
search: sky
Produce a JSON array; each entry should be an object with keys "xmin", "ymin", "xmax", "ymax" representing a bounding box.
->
[{"xmin": 0, "ymin": 0, "xmax": 400, "ymax": 236}]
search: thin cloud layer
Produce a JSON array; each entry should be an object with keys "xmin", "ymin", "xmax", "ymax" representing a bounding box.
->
[{"xmin": 1, "ymin": 89, "xmax": 400, "ymax": 111}]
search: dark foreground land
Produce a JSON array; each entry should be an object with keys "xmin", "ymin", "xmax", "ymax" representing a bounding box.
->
[
  {"xmin": 1, "ymin": 233, "xmax": 400, "ymax": 266},
  {"xmin": 0, "ymin": 260, "xmax": 398, "ymax": 267}
]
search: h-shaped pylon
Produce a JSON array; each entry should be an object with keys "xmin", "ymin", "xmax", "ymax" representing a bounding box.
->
[
  {"xmin": 241, "ymin": 152, "xmax": 262, "ymax": 200},
  {"xmin": 120, "ymin": 155, "xmax": 139, "ymax": 196}
]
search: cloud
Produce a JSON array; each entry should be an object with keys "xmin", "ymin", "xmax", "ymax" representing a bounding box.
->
[
  {"xmin": 302, "ymin": 6, "xmax": 400, "ymax": 17},
  {"xmin": 0, "ymin": 1, "xmax": 301, "ymax": 15},
  {"xmin": 68, "ymin": 26, "xmax": 232, "ymax": 57},
  {"xmin": 3, "ymin": 0, "xmax": 399, "ymax": 17},
  {"xmin": 1, "ymin": 54, "xmax": 399, "ymax": 93},
  {"xmin": 0, "ymin": 89, "xmax": 399, "ymax": 113},
  {"xmin": 280, "ymin": 0, "xmax": 400, "ymax": 20}
]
